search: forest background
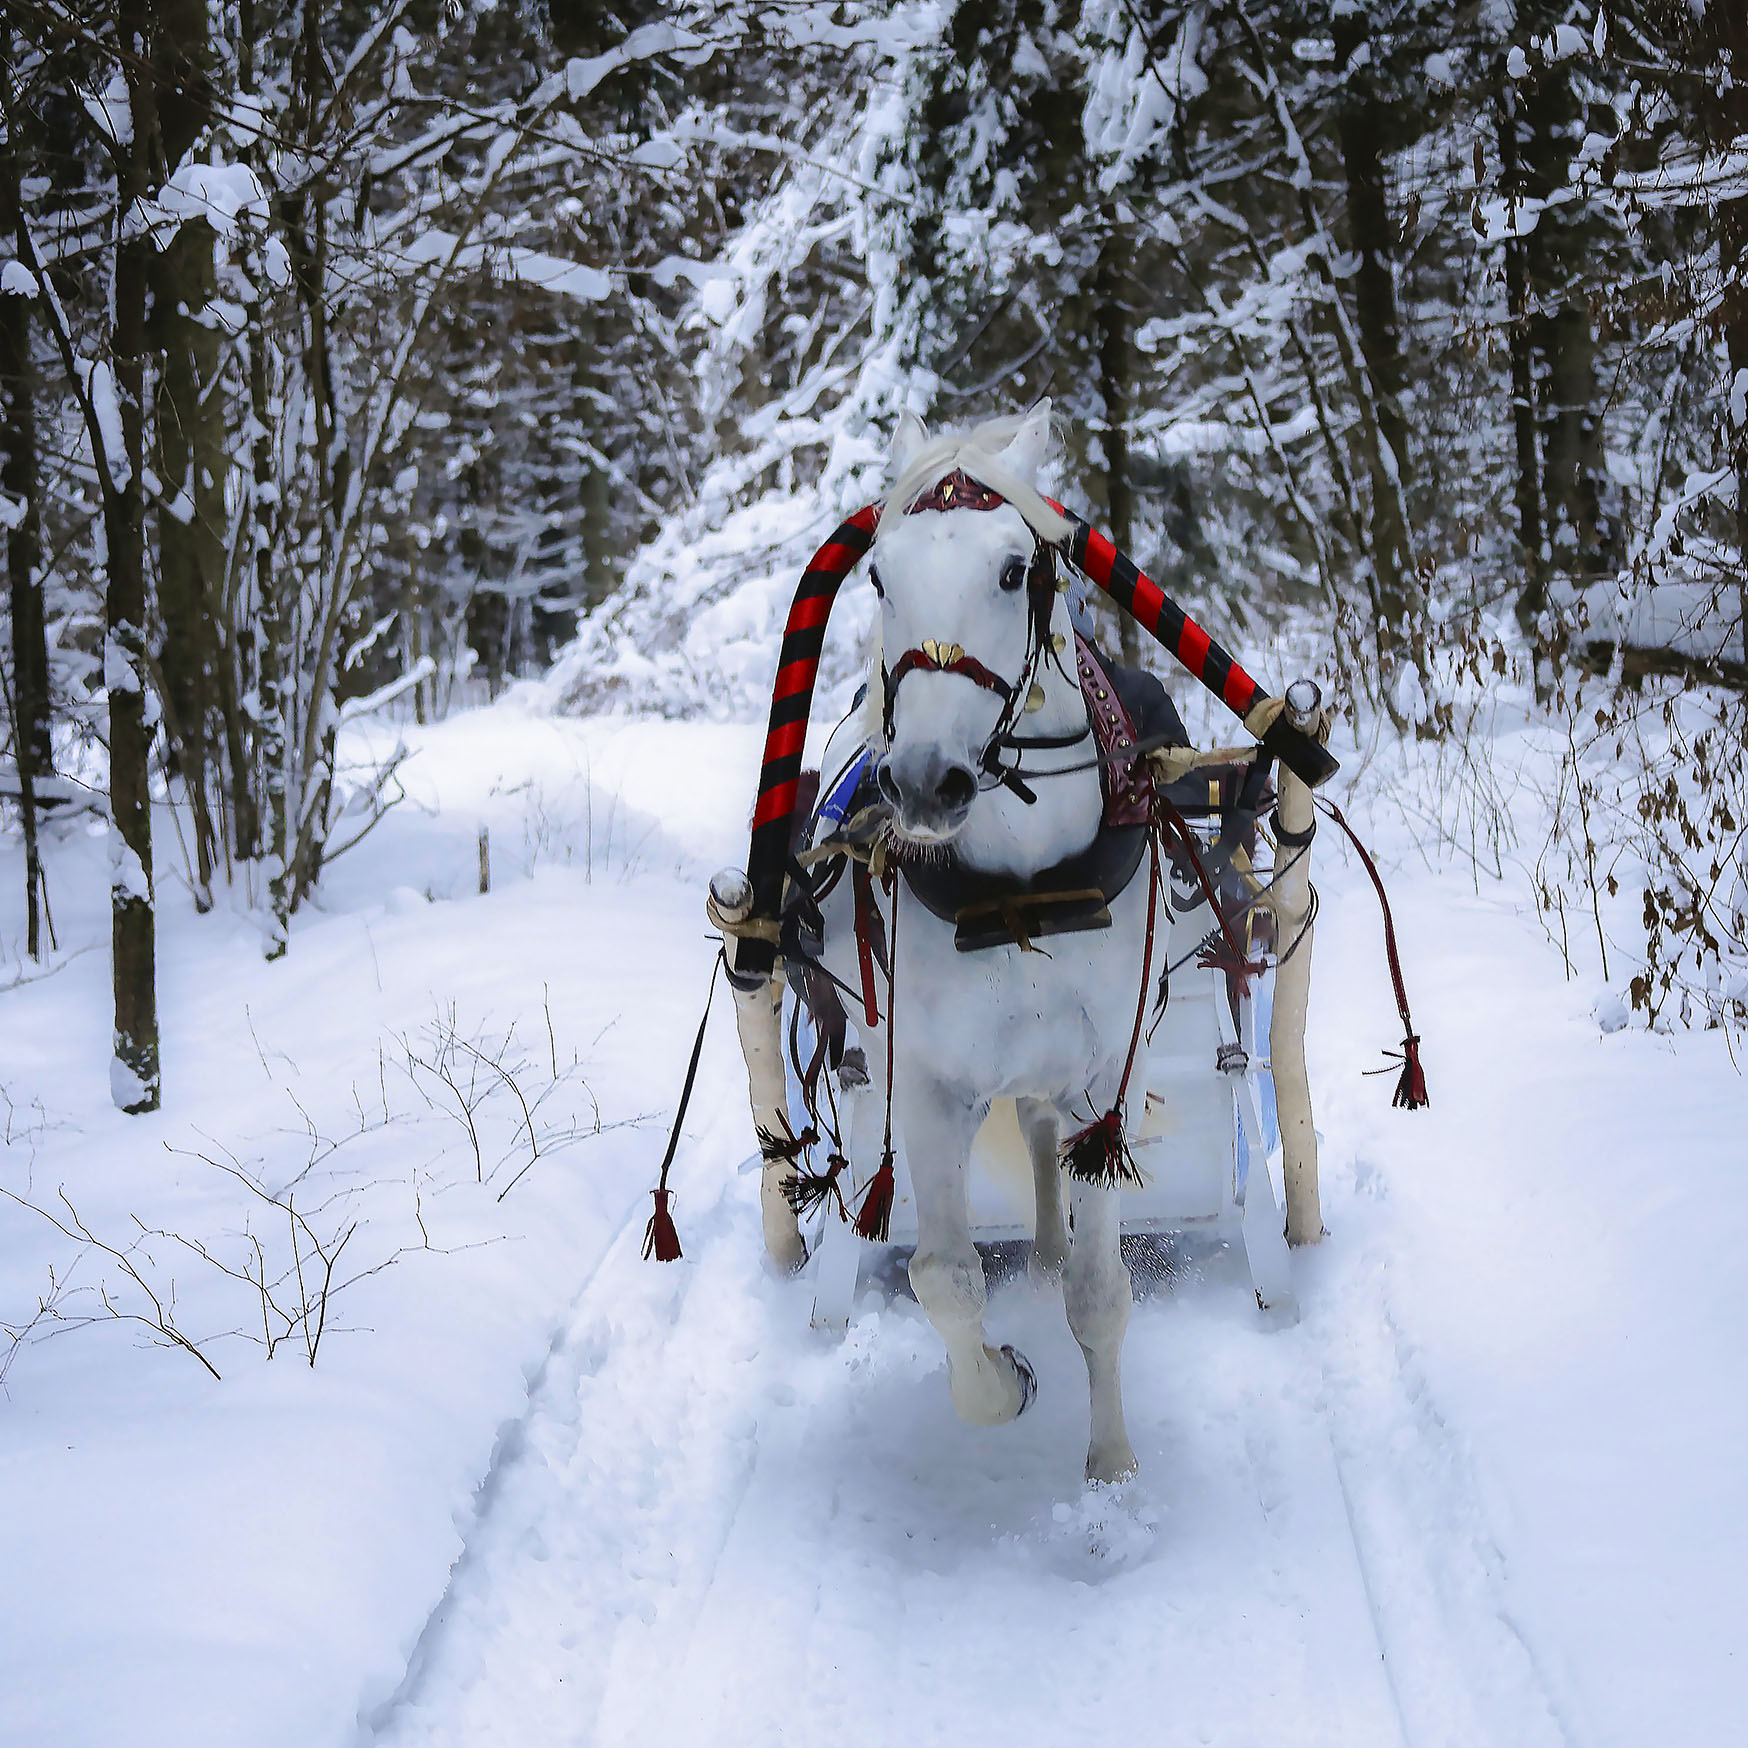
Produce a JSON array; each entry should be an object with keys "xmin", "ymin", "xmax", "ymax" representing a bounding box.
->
[{"xmin": 2, "ymin": 0, "xmax": 1745, "ymax": 1112}]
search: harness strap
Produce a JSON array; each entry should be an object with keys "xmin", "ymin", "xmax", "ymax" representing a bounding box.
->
[
  {"xmin": 1156, "ymin": 795, "xmax": 1261, "ymax": 971},
  {"xmin": 1270, "ymin": 808, "xmax": 1317, "ymax": 848},
  {"xmin": 853, "ymin": 869, "xmax": 900, "ymax": 1242},
  {"xmin": 643, "ymin": 949, "xmax": 725, "ymax": 1262},
  {"xmin": 952, "ymin": 885, "xmax": 1108, "ymax": 955},
  {"xmin": 852, "ymin": 860, "xmax": 885, "ymax": 1029},
  {"xmin": 1316, "ymin": 799, "xmax": 1429, "ymax": 1110},
  {"xmin": 882, "ymin": 646, "xmax": 1014, "ymax": 740},
  {"xmin": 1075, "ymin": 635, "xmax": 1152, "ymax": 825}
]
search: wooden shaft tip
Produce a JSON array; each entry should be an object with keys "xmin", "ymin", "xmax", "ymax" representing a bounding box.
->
[
  {"xmin": 709, "ymin": 867, "xmax": 753, "ymax": 921},
  {"xmin": 1285, "ymin": 678, "xmax": 1323, "ymax": 732}
]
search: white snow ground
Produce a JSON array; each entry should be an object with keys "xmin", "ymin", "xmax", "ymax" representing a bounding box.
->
[{"xmin": 2, "ymin": 694, "xmax": 1743, "ymax": 1748}]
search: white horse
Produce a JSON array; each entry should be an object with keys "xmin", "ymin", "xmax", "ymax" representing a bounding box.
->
[{"xmin": 803, "ymin": 405, "xmax": 1152, "ymax": 1484}]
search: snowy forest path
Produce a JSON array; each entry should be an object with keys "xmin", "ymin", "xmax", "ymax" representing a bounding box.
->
[{"xmin": 362, "ymin": 997, "xmax": 1568, "ymax": 1747}]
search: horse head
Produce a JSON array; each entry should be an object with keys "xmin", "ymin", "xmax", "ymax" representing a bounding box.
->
[{"xmin": 870, "ymin": 404, "xmax": 1073, "ymax": 845}]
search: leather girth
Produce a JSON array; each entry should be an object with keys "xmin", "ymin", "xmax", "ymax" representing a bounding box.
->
[{"xmin": 900, "ymin": 822, "xmax": 1149, "ymax": 953}]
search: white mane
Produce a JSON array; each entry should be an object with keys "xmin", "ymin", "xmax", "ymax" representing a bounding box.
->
[{"xmin": 880, "ymin": 411, "xmax": 1072, "ymax": 548}]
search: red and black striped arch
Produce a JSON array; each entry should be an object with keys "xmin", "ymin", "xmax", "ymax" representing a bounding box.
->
[
  {"xmin": 739, "ymin": 496, "xmax": 1335, "ymax": 962},
  {"xmin": 1049, "ymin": 501, "xmax": 1261, "ymax": 720},
  {"xmin": 744, "ymin": 504, "xmax": 882, "ymax": 963}
]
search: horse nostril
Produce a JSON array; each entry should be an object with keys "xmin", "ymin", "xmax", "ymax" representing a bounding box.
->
[
  {"xmin": 877, "ymin": 763, "xmax": 901, "ymax": 806},
  {"xmin": 935, "ymin": 765, "xmax": 976, "ymax": 812}
]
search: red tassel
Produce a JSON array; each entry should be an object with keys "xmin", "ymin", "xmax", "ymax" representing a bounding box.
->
[
  {"xmin": 1393, "ymin": 1034, "xmax": 1428, "ymax": 1110},
  {"xmin": 852, "ymin": 1155, "xmax": 896, "ymax": 1242},
  {"xmin": 643, "ymin": 1188, "xmax": 683, "ymax": 1262}
]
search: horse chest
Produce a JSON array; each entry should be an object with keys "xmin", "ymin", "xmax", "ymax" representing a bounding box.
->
[{"xmin": 818, "ymin": 868, "xmax": 1150, "ymax": 1100}]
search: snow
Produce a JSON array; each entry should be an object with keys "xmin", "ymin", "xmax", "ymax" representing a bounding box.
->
[
  {"xmin": 85, "ymin": 360, "xmax": 130, "ymax": 493},
  {"xmin": 3, "ymin": 700, "xmax": 1746, "ymax": 1747},
  {"xmin": 108, "ymin": 833, "xmax": 151, "ymax": 902},
  {"xmin": 392, "ymin": 230, "xmax": 614, "ymax": 304},
  {"xmin": 563, "ymin": 24, "xmax": 705, "ymax": 104},
  {"xmin": 145, "ymin": 161, "xmax": 269, "ymax": 244},
  {"xmin": 108, "ymin": 1053, "xmax": 152, "ymax": 1109}
]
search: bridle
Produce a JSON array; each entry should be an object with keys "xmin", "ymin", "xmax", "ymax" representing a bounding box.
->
[{"xmin": 877, "ymin": 470, "xmax": 1090, "ymax": 806}]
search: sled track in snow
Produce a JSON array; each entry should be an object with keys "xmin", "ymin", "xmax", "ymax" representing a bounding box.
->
[{"xmin": 366, "ymin": 1168, "xmax": 1575, "ymax": 1748}]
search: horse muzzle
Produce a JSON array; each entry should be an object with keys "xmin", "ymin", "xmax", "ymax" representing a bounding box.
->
[{"xmin": 877, "ymin": 748, "xmax": 977, "ymax": 842}]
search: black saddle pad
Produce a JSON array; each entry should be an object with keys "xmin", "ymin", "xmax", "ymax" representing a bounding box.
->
[{"xmin": 1106, "ymin": 660, "xmax": 1188, "ymax": 751}]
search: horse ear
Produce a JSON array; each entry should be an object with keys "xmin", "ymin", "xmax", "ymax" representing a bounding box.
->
[
  {"xmin": 990, "ymin": 400, "xmax": 1052, "ymax": 485},
  {"xmin": 891, "ymin": 410, "xmax": 929, "ymax": 471}
]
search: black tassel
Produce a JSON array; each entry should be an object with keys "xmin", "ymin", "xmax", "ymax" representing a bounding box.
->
[
  {"xmin": 756, "ymin": 1120, "xmax": 818, "ymax": 1165},
  {"xmin": 1059, "ymin": 1108, "xmax": 1145, "ymax": 1189},
  {"xmin": 782, "ymin": 1151, "xmax": 849, "ymax": 1219}
]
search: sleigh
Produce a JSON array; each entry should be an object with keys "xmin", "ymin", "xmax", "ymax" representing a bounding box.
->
[{"xmin": 786, "ymin": 735, "xmax": 1317, "ymax": 1334}]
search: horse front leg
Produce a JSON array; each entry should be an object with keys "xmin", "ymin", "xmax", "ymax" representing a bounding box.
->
[
  {"xmin": 1017, "ymin": 1097, "xmax": 1069, "ymax": 1282},
  {"xmin": 1064, "ymin": 1175, "xmax": 1138, "ymax": 1483},
  {"xmin": 901, "ymin": 1075, "xmax": 1035, "ymax": 1427}
]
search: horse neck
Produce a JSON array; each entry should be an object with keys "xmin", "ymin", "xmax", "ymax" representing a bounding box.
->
[{"xmin": 953, "ymin": 598, "xmax": 1104, "ymax": 878}]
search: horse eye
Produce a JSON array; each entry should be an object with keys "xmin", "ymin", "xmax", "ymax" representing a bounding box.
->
[
  {"xmin": 998, "ymin": 557, "xmax": 1027, "ymax": 593},
  {"xmin": 869, "ymin": 565, "xmax": 885, "ymax": 599}
]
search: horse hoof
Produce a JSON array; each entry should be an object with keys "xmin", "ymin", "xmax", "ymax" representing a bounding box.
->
[
  {"xmin": 1002, "ymin": 1345, "xmax": 1038, "ymax": 1417},
  {"xmin": 1086, "ymin": 1444, "xmax": 1138, "ymax": 1485}
]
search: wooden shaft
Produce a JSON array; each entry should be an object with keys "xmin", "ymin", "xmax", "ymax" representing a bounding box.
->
[
  {"xmin": 1270, "ymin": 699, "xmax": 1323, "ymax": 1246},
  {"xmin": 730, "ymin": 973, "xmax": 807, "ymax": 1272}
]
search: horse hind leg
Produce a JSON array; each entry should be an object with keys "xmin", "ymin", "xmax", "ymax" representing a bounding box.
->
[
  {"xmin": 901, "ymin": 1078, "xmax": 1034, "ymax": 1427},
  {"xmin": 1017, "ymin": 1097, "xmax": 1069, "ymax": 1282},
  {"xmin": 1064, "ymin": 1176, "xmax": 1138, "ymax": 1483}
]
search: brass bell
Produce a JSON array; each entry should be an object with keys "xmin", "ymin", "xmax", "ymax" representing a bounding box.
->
[
  {"xmin": 1025, "ymin": 682, "xmax": 1046, "ymax": 713},
  {"xmin": 1051, "ymin": 632, "xmax": 1067, "ymax": 654}
]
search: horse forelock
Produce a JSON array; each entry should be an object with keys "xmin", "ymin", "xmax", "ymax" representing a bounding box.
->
[{"xmin": 879, "ymin": 417, "xmax": 1070, "ymax": 551}]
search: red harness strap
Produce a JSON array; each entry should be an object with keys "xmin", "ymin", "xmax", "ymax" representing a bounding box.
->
[
  {"xmin": 852, "ymin": 861, "xmax": 886, "ymax": 1030},
  {"xmin": 1317, "ymin": 799, "xmax": 1429, "ymax": 1110},
  {"xmin": 883, "ymin": 645, "xmax": 1013, "ymax": 729},
  {"xmin": 1074, "ymin": 634, "xmax": 1152, "ymax": 826}
]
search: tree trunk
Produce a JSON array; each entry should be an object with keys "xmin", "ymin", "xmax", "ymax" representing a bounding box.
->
[
  {"xmin": 240, "ymin": 0, "xmax": 288, "ymax": 950},
  {"xmin": 1708, "ymin": 0, "xmax": 1748, "ymax": 702},
  {"xmin": 1517, "ymin": 53, "xmax": 1618, "ymax": 616},
  {"xmin": 0, "ymin": 111, "xmax": 50, "ymax": 959},
  {"xmin": 253, "ymin": 308, "xmax": 291, "ymax": 956},
  {"xmin": 277, "ymin": 0, "xmax": 346, "ymax": 917},
  {"xmin": 151, "ymin": 212, "xmax": 226, "ymax": 903},
  {"xmin": 1334, "ymin": 14, "xmax": 1418, "ymax": 698},
  {"xmin": 148, "ymin": 0, "xmax": 222, "ymax": 900},
  {"xmin": 1497, "ymin": 79, "xmax": 1550, "ymax": 666},
  {"xmin": 108, "ymin": 0, "xmax": 161, "ymax": 1112},
  {"xmin": 1095, "ymin": 241, "xmax": 1142, "ymax": 667}
]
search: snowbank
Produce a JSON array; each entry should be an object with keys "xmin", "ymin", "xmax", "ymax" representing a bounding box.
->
[{"xmin": 2, "ymin": 699, "xmax": 1743, "ymax": 1748}]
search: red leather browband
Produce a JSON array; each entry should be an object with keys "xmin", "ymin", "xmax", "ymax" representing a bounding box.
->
[{"xmin": 906, "ymin": 470, "xmax": 1006, "ymax": 514}]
